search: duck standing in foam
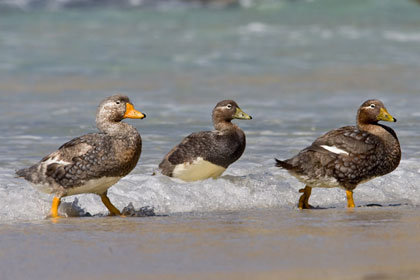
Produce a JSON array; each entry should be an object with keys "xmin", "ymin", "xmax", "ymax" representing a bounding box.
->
[
  {"xmin": 16, "ymin": 95, "xmax": 145, "ymax": 217},
  {"xmin": 159, "ymin": 100, "xmax": 252, "ymax": 181},
  {"xmin": 276, "ymin": 99, "xmax": 400, "ymax": 209}
]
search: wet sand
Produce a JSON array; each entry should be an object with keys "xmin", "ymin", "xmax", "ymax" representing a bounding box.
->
[{"xmin": 1, "ymin": 207, "xmax": 420, "ymax": 280}]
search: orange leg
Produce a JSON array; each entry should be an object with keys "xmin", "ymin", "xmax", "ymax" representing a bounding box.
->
[
  {"xmin": 51, "ymin": 196, "xmax": 61, "ymax": 218},
  {"xmin": 298, "ymin": 186, "xmax": 313, "ymax": 209},
  {"xmin": 346, "ymin": 190, "xmax": 355, "ymax": 208},
  {"xmin": 100, "ymin": 193, "xmax": 122, "ymax": 216}
]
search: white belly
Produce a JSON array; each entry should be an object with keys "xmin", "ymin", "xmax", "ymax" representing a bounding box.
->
[
  {"xmin": 29, "ymin": 176, "xmax": 121, "ymax": 196},
  {"xmin": 65, "ymin": 176, "xmax": 122, "ymax": 196},
  {"xmin": 293, "ymin": 174, "xmax": 341, "ymax": 189},
  {"xmin": 292, "ymin": 173, "xmax": 375, "ymax": 189},
  {"xmin": 172, "ymin": 157, "xmax": 226, "ymax": 182}
]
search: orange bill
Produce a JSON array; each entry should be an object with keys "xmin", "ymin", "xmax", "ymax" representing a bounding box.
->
[{"xmin": 123, "ymin": 103, "xmax": 146, "ymax": 119}]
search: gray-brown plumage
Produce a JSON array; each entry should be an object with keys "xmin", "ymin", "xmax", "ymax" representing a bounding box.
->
[
  {"xmin": 16, "ymin": 95, "xmax": 146, "ymax": 217},
  {"xmin": 275, "ymin": 99, "xmax": 400, "ymax": 209},
  {"xmin": 159, "ymin": 100, "xmax": 252, "ymax": 181}
]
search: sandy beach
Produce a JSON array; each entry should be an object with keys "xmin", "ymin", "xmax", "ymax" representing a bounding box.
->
[{"xmin": 1, "ymin": 207, "xmax": 420, "ymax": 280}]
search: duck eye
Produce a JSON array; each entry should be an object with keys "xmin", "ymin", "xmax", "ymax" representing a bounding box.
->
[
  {"xmin": 116, "ymin": 101, "xmax": 121, "ymax": 105},
  {"xmin": 369, "ymin": 104, "xmax": 375, "ymax": 109},
  {"xmin": 226, "ymin": 104, "xmax": 232, "ymax": 109}
]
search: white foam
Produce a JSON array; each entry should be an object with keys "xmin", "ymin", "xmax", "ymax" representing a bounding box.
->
[
  {"xmin": 1, "ymin": 159, "xmax": 420, "ymax": 222},
  {"xmin": 13, "ymin": 135, "xmax": 43, "ymax": 140},
  {"xmin": 239, "ymin": 22, "xmax": 271, "ymax": 34},
  {"xmin": 384, "ymin": 31, "xmax": 420, "ymax": 42}
]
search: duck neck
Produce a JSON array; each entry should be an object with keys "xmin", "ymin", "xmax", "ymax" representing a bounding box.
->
[
  {"xmin": 357, "ymin": 122, "xmax": 395, "ymax": 141},
  {"xmin": 97, "ymin": 120, "xmax": 135, "ymax": 136},
  {"xmin": 213, "ymin": 120, "xmax": 236, "ymax": 132}
]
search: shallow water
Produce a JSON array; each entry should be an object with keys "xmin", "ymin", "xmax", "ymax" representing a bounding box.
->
[{"xmin": 1, "ymin": 0, "xmax": 420, "ymax": 278}]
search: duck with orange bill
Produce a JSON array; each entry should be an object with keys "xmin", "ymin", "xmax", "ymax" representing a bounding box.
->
[{"xmin": 16, "ymin": 95, "xmax": 146, "ymax": 218}]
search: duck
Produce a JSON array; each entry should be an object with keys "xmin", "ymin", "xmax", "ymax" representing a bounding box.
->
[
  {"xmin": 159, "ymin": 100, "xmax": 252, "ymax": 181},
  {"xmin": 275, "ymin": 99, "xmax": 400, "ymax": 209},
  {"xmin": 16, "ymin": 95, "xmax": 145, "ymax": 218}
]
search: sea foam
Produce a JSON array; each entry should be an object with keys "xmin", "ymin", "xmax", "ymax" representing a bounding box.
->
[{"xmin": 2, "ymin": 159, "xmax": 419, "ymax": 222}]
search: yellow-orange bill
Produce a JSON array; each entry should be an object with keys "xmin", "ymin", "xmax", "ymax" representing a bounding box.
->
[{"xmin": 123, "ymin": 103, "xmax": 145, "ymax": 119}]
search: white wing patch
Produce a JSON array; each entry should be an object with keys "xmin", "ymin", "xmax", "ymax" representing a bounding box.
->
[
  {"xmin": 320, "ymin": 145, "xmax": 349, "ymax": 155},
  {"xmin": 173, "ymin": 157, "xmax": 226, "ymax": 182},
  {"xmin": 43, "ymin": 156, "xmax": 71, "ymax": 166},
  {"xmin": 36, "ymin": 156, "xmax": 72, "ymax": 180}
]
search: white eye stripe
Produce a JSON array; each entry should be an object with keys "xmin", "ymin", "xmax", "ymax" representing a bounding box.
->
[
  {"xmin": 226, "ymin": 104, "xmax": 232, "ymax": 109},
  {"xmin": 366, "ymin": 104, "xmax": 376, "ymax": 109}
]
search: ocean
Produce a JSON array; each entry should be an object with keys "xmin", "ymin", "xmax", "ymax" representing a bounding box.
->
[{"xmin": 1, "ymin": 0, "xmax": 420, "ymax": 278}]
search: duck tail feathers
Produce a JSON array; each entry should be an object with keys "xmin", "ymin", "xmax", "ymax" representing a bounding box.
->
[
  {"xmin": 15, "ymin": 168, "xmax": 27, "ymax": 178},
  {"xmin": 274, "ymin": 158, "xmax": 294, "ymax": 170}
]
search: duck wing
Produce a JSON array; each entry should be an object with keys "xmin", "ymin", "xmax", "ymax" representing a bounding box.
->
[
  {"xmin": 159, "ymin": 130, "xmax": 243, "ymax": 176},
  {"xmin": 307, "ymin": 126, "xmax": 378, "ymax": 156},
  {"xmin": 17, "ymin": 133, "xmax": 125, "ymax": 188},
  {"xmin": 279, "ymin": 126, "xmax": 384, "ymax": 187}
]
